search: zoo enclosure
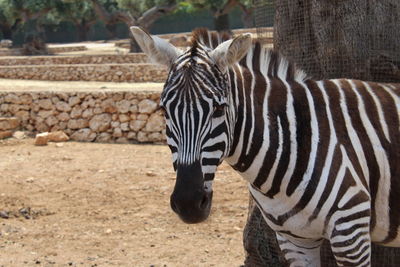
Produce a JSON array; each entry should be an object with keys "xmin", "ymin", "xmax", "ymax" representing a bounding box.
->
[{"xmin": 253, "ymin": 0, "xmax": 400, "ymax": 83}]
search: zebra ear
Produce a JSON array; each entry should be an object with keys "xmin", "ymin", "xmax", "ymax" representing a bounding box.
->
[
  {"xmin": 130, "ymin": 26, "xmax": 182, "ymax": 67},
  {"xmin": 210, "ymin": 33, "xmax": 252, "ymax": 70}
]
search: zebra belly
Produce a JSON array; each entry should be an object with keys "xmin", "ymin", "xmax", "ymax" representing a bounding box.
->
[{"xmin": 249, "ymin": 184, "xmax": 327, "ymax": 240}]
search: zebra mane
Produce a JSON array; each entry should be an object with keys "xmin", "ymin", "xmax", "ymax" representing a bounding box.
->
[
  {"xmin": 189, "ymin": 28, "xmax": 308, "ymax": 82},
  {"xmin": 190, "ymin": 28, "xmax": 232, "ymax": 49},
  {"xmin": 251, "ymin": 44, "xmax": 308, "ymax": 82}
]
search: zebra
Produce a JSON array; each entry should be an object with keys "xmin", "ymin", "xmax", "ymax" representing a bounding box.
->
[{"xmin": 130, "ymin": 26, "xmax": 400, "ymax": 266}]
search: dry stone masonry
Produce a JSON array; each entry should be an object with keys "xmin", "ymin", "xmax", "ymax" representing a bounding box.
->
[
  {"xmin": 0, "ymin": 53, "xmax": 166, "ymax": 83},
  {"xmin": 0, "ymin": 90, "xmax": 166, "ymax": 144},
  {"xmin": 0, "ymin": 117, "xmax": 19, "ymax": 139},
  {"xmin": 0, "ymin": 63, "xmax": 167, "ymax": 83},
  {"xmin": 0, "ymin": 54, "xmax": 148, "ymax": 66}
]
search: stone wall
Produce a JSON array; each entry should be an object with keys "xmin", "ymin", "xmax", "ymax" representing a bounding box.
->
[
  {"xmin": 0, "ymin": 63, "xmax": 167, "ymax": 83},
  {"xmin": 0, "ymin": 54, "xmax": 148, "ymax": 66},
  {"xmin": 0, "ymin": 90, "xmax": 166, "ymax": 144}
]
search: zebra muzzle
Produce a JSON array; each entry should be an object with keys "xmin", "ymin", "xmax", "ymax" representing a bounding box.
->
[{"xmin": 170, "ymin": 161, "xmax": 213, "ymax": 224}]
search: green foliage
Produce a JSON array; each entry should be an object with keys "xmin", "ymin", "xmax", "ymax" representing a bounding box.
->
[
  {"xmin": 0, "ymin": 0, "xmax": 17, "ymax": 25},
  {"xmin": 192, "ymin": 0, "xmax": 226, "ymax": 9},
  {"xmin": 178, "ymin": 0, "xmax": 252, "ymax": 12},
  {"xmin": 51, "ymin": 0, "xmax": 94, "ymax": 24},
  {"xmin": 9, "ymin": 0, "xmax": 59, "ymax": 14}
]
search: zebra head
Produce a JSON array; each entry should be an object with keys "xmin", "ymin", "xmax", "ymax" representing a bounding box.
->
[{"xmin": 131, "ymin": 27, "xmax": 252, "ymax": 223}]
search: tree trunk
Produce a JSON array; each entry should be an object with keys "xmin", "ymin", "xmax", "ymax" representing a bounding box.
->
[
  {"xmin": 76, "ymin": 19, "xmax": 96, "ymax": 42},
  {"xmin": 76, "ymin": 25, "xmax": 88, "ymax": 42},
  {"xmin": 105, "ymin": 23, "xmax": 118, "ymax": 40},
  {"xmin": 1, "ymin": 18, "xmax": 22, "ymax": 41},
  {"xmin": 21, "ymin": 19, "xmax": 49, "ymax": 55},
  {"xmin": 241, "ymin": 9, "xmax": 254, "ymax": 28},
  {"xmin": 214, "ymin": 14, "xmax": 231, "ymax": 33},
  {"xmin": 0, "ymin": 26, "xmax": 12, "ymax": 40},
  {"xmin": 273, "ymin": 0, "xmax": 400, "ymax": 82}
]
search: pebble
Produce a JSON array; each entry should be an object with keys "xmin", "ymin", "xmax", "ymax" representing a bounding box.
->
[
  {"xmin": 19, "ymin": 207, "xmax": 31, "ymax": 219},
  {"xmin": 0, "ymin": 211, "xmax": 9, "ymax": 219}
]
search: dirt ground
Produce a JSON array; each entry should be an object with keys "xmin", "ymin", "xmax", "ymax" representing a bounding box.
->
[{"xmin": 0, "ymin": 138, "xmax": 249, "ymax": 267}]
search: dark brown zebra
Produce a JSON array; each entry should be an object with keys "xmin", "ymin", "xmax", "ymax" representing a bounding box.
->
[{"xmin": 130, "ymin": 27, "xmax": 400, "ymax": 266}]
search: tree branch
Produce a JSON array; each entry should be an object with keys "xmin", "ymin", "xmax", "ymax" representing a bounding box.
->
[
  {"xmin": 136, "ymin": 3, "xmax": 177, "ymax": 29},
  {"xmin": 89, "ymin": 0, "xmax": 112, "ymax": 22},
  {"xmin": 114, "ymin": 11, "xmax": 136, "ymax": 26},
  {"xmin": 30, "ymin": 7, "xmax": 54, "ymax": 20},
  {"xmin": 215, "ymin": 0, "xmax": 239, "ymax": 17}
]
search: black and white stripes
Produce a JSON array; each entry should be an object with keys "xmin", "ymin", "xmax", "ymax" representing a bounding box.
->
[{"xmin": 131, "ymin": 27, "xmax": 400, "ymax": 266}]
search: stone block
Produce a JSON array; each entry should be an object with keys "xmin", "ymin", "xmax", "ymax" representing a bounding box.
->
[
  {"xmin": 89, "ymin": 114, "xmax": 112, "ymax": 132},
  {"xmin": 48, "ymin": 131, "xmax": 69, "ymax": 142},
  {"xmin": 35, "ymin": 132, "xmax": 49, "ymax": 146},
  {"xmin": 0, "ymin": 130, "xmax": 12, "ymax": 139},
  {"xmin": 138, "ymin": 99, "xmax": 157, "ymax": 114},
  {"xmin": 0, "ymin": 117, "xmax": 19, "ymax": 130}
]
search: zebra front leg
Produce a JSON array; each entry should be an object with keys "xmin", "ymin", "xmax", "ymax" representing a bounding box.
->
[
  {"xmin": 329, "ymin": 221, "xmax": 371, "ymax": 267},
  {"xmin": 276, "ymin": 232, "xmax": 323, "ymax": 267}
]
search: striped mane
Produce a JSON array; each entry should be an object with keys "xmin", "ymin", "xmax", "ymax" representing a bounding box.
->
[
  {"xmin": 189, "ymin": 28, "xmax": 307, "ymax": 82},
  {"xmin": 190, "ymin": 28, "xmax": 232, "ymax": 49}
]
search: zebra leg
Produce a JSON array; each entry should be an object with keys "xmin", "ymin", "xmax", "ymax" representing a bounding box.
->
[
  {"xmin": 329, "ymin": 218, "xmax": 372, "ymax": 266},
  {"xmin": 276, "ymin": 232, "xmax": 323, "ymax": 267}
]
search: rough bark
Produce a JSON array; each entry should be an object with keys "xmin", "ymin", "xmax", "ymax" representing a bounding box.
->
[
  {"xmin": 22, "ymin": 33, "xmax": 49, "ymax": 55},
  {"xmin": 273, "ymin": 0, "xmax": 400, "ymax": 82},
  {"xmin": 21, "ymin": 19, "xmax": 49, "ymax": 55},
  {"xmin": 16, "ymin": 6, "xmax": 53, "ymax": 55}
]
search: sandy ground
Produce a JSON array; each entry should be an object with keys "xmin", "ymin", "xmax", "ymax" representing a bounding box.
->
[{"xmin": 0, "ymin": 138, "xmax": 249, "ymax": 267}]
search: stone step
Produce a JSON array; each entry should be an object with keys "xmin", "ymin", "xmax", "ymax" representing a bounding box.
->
[
  {"xmin": 0, "ymin": 53, "xmax": 148, "ymax": 66},
  {"xmin": 0, "ymin": 63, "xmax": 167, "ymax": 83}
]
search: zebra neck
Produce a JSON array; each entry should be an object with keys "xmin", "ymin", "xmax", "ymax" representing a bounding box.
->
[{"xmin": 225, "ymin": 67, "xmax": 289, "ymax": 189}]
